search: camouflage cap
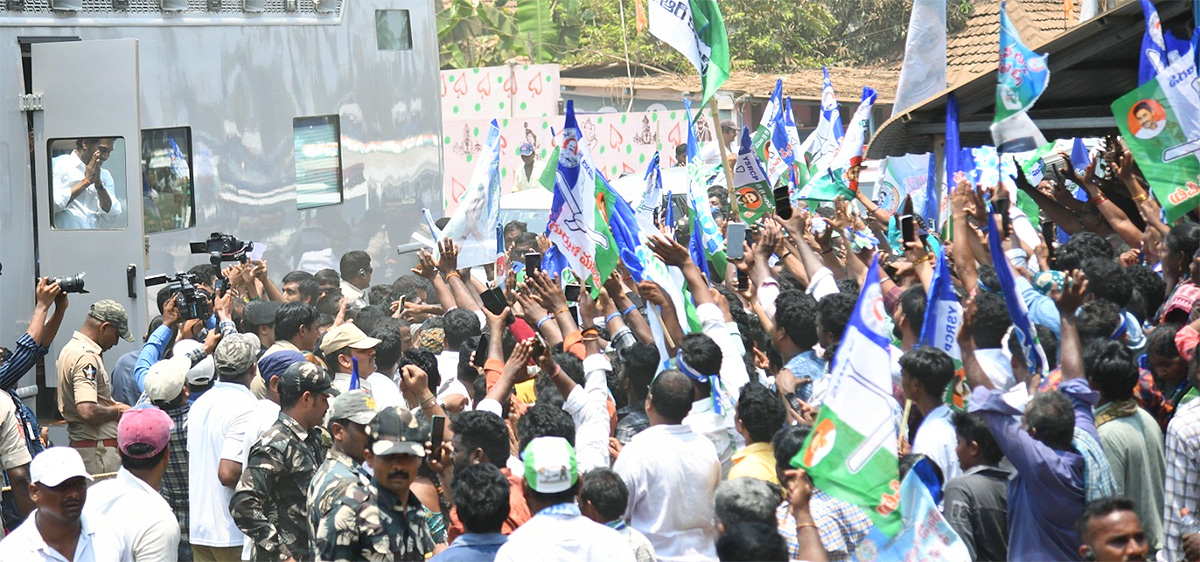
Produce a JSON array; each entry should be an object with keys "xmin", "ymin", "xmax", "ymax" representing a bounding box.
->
[
  {"xmin": 278, "ymin": 361, "xmax": 339, "ymax": 398},
  {"xmin": 329, "ymin": 390, "xmax": 377, "ymax": 425},
  {"xmin": 88, "ymin": 300, "xmax": 133, "ymax": 342},
  {"xmin": 213, "ymin": 333, "xmax": 260, "ymax": 378},
  {"xmin": 368, "ymin": 406, "xmax": 425, "ymax": 457}
]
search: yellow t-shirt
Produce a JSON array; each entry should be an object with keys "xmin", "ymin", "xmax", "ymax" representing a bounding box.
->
[{"xmin": 727, "ymin": 441, "xmax": 779, "ymax": 484}]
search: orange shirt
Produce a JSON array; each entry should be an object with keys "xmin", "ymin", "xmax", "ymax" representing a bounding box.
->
[{"xmin": 446, "ymin": 467, "xmax": 532, "ymax": 541}]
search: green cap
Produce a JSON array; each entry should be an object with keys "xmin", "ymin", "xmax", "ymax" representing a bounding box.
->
[
  {"xmin": 522, "ymin": 437, "xmax": 578, "ymax": 493},
  {"xmin": 88, "ymin": 300, "xmax": 133, "ymax": 342}
]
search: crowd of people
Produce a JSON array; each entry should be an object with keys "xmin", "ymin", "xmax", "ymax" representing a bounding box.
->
[{"xmin": 0, "ymin": 136, "xmax": 1194, "ymax": 562}]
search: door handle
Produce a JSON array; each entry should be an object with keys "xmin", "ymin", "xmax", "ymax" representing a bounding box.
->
[{"xmin": 127, "ymin": 265, "xmax": 137, "ymax": 299}]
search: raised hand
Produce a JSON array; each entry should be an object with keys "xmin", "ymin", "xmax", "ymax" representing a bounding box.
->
[
  {"xmin": 647, "ymin": 233, "xmax": 691, "ymax": 267},
  {"xmin": 411, "ymin": 250, "xmax": 438, "ymax": 279},
  {"xmin": 436, "ymin": 238, "xmax": 459, "ymax": 274},
  {"xmin": 1050, "ymin": 269, "xmax": 1088, "ymax": 312},
  {"xmin": 526, "ymin": 270, "xmax": 567, "ymax": 312},
  {"xmin": 503, "ymin": 339, "xmax": 536, "ymax": 383}
]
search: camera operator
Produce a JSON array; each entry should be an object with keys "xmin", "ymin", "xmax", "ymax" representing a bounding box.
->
[
  {"xmin": 0, "ymin": 278, "xmax": 69, "ymax": 531},
  {"xmin": 133, "ymin": 286, "xmax": 239, "ymax": 400},
  {"xmin": 55, "ymin": 299, "xmax": 135, "ymax": 475}
]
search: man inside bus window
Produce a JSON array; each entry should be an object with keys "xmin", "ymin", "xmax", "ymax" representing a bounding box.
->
[{"xmin": 51, "ymin": 138, "xmax": 124, "ymax": 229}]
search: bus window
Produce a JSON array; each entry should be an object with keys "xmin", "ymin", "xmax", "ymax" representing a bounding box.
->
[
  {"xmin": 141, "ymin": 127, "xmax": 196, "ymax": 233},
  {"xmin": 48, "ymin": 137, "xmax": 128, "ymax": 230},
  {"xmin": 376, "ymin": 10, "xmax": 412, "ymax": 51},
  {"xmin": 295, "ymin": 115, "xmax": 344, "ymax": 210}
]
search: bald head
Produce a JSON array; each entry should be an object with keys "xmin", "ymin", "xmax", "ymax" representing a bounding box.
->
[{"xmin": 648, "ymin": 369, "xmax": 693, "ymax": 424}]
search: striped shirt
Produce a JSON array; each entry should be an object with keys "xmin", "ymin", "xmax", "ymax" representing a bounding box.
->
[{"xmin": 1163, "ymin": 399, "xmax": 1200, "ymax": 561}]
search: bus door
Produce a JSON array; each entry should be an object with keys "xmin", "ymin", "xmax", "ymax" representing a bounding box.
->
[{"xmin": 30, "ymin": 39, "xmax": 145, "ymax": 395}]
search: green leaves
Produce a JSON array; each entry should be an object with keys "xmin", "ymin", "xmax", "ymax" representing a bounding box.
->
[{"xmin": 516, "ymin": 0, "xmax": 559, "ymax": 61}]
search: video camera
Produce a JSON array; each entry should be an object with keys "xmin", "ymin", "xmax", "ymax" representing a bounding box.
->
[
  {"xmin": 190, "ymin": 232, "xmax": 253, "ymax": 267},
  {"xmin": 145, "ymin": 272, "xmax": 211, "ymax": 321},
  {"xmin": 190, "ymin": 232, "xmax": 253, "ymax": 297}
]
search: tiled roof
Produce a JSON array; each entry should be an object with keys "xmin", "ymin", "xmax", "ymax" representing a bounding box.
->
[
  {"xmin": 947, "ymin": 0, "xmax": 1080, "ymax": 86},
  {"xmin": 560, "ymin": 66, "xmax": 899, "ymax": 103}
]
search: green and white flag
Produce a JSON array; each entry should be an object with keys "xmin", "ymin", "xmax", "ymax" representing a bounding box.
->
[
  {"xmin": 648, "ymin": 0, "xmax": 731, "ymax": 111},
  {"xmin": 732, "ymin": 127, "xmax": 775, "ymax": 223},
  {"xmin": 795, "ymin": 257, "xmax": 902, "ymax": 537},
  {"xmin": 798, "ymin": 87, "xmax": 877, "ymax": 201},
  {"xmin": 1112, "ymin": 44, "xmax": 1200, "ymax": 222}
]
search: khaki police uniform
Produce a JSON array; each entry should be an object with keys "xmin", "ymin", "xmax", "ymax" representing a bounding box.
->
[{"xmin": 56, "ymin": 331, "xmax": 120, "ymax": 474}]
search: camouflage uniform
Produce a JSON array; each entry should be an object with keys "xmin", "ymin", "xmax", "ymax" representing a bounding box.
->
[
  {"xmin": 230, "ymin": 410, "xmax": 327, "ymax": 561},
  {"xmin": 315, "ymin": 478, "xmax": 435, "ymax": 562},
  {"xmin": 307, "ymin": 447, "xmax": 370, "ymax": 553}
]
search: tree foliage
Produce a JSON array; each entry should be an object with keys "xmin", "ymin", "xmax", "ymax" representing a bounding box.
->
[{"xmin": 436, "ymin": 0, "xmax": 973, "ymax": 71}]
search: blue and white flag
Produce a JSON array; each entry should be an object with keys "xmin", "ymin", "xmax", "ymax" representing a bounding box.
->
[
  {"xmin": 1070, "ymin": 137, "xmax": 1092, "ymax": 202},
  {"xmin": 798, "ymin": 67, "xmax": 845, "ymax": 173},
  {"xmin": 441, "ymin": 119, "xmax": 503, "ymax": 268},
  {"xmin": 169, "ymin": 136, "xmax": 190, "ymax": 178},
  {"xmin": 684, "ymin": 99, "xmax": 728, "ymax": 276},
  {"xmin": 1139, "ymin": 0, "xmax": 1169, "ymax": 85},
  {"xmin": 768, "ymin": 96, "xmax": 797, "ymax": 187},
  {"xmin": 636, "ymin": 152, "xmax": 663, "ymax": 229},
  {"xmin": 921, "ymin": 152, "xmax": 940, "ymax": 231},
  {"xmin": 945, "ymin": 93, "xmax": 964, "ymax": 186},
  {"xmin": 918, "ymin": 249, "xmax": 962, "ymax": 361},
  {"xmin": 852, "ymin": 468, "xmax": 970, "ymax": 561},
  {"xmin": 604, "ymin": 174, "xmax": 649, "ymax": 284},
  {"xmin": 987, "ymin": 208, "xmax": 1047, "ymax": 376}
]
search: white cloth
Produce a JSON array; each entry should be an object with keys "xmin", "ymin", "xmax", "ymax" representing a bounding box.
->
[
  {"xmin": 187, "ymin": 381, "xmax": 257, "ymax": 547},
  {"xmin": 696, "ymin": 302, "xmax": 750, "ymax": 404},
  {"xmin": 614, "ymin": 424, "xmax": 721, "ymax": 562},
  {"xmin": 494, "ymin": 508, "xmax": 636, "ymax": 562},
  {"xmin": 366, "ymin": 372, "xmax": 404, "ymax": 410},
  {"xmin": 51, "ymin": 151, "xmax": 122, "ymax": 229},
  {"xmin": 339, "ymin": 280, "xmax": 368, "ymax": 309},
  {"xmin": 333, "ymin": 372, "xmax": 371, "ymax": 395},
  {"xmin": 434, "ymin": 351, "xmax": 472, "ymax": 406},
  {"xmin": 973, "ymin": 348, "xmax": 1017, "ymax": 390},
  {"xmin": 684, "ymin": 397, "xmax": 740, "ymax": 477},
  {"xmin": 911, "ymin": 404, "xmax": 961, "ymax": 482},
  {"xmin": 563, "ymin": 354, "xmax": 614, "ymax": 472},
  {"xmin": 807, "ymin": 267, "xmax": 840, "ymax": 301},
  {"xmin": 240, "ymin": 400, "xmax": 281, "ymax": 464},
  {"xmin": 82, "ymin": 468, "xmax": 180, "ymax": 561},
  {"xmin": 0, "ymin": 512, "xmax": 124, "ymax": 562}
]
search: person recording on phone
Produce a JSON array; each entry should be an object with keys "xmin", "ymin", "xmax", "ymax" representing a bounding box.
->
[{"xmin": 51, "ymin": 138, "xmax": 124, "ymax": 229}]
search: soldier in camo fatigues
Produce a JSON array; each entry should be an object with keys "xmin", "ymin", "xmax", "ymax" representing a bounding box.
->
[
  {"xmin": 307, "ymin": 389, "xmax": 376, "ymax": 553},
  {"xmin": 230, "ymin": 361, "xmax": 337, "ymax": 561},
  {"xmin": 316, "ymin": 406, "xmax": 435, "ymax": 562}
]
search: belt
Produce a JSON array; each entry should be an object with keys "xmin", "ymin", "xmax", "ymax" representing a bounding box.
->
[{"xmin": 70, "ymin": 438, "xmax": 118, "ymax": 448}]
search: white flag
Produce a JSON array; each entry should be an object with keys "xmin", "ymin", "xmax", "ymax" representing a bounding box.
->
[
  {"xmin": 441, "ymin": 120, "xmax": 502, "ymax": 268},
  {"xmin": 891, "ymin": 0, "xmax": 947, "ymax": 116}
]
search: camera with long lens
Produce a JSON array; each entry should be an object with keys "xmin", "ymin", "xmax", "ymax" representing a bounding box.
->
[
  {"xmin": 145, "ymin": 272, "xmax": 211, "ymax": 321},
  {"xmin": 48, "ymin": 272, "xmax": 89, "ymax": 294},
  {"xmin": 190, "ymin": 232, "xmax": 253, "ymax": 267}
]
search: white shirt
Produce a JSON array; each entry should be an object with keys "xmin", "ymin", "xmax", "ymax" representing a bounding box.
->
[
  {"xmin": 911, "ymin": 404, "xmax": 962, "ymax": 482},
  {"xmin": 435, "ymin": 351, "xmax": 472, "ymax": 407},
  {"xmin": 51, "ymin": 151, "xmax": 122, "ymax": 229},
  {"xmin": 367, "ymin": 372, "xmax": 404, "ymax": 410},
  {"xmin": 0, "ymin": 512, "xmax": 124, "ymax": 562},
  {"xmin": 494, "ymin": 506, "xmax": 636, "ymax": 562},
  {"xmin": 564, "ymin": 354, "xmax": 614, "ymax": 472},
  {"xmin": 974, "ymin": 348, "xmax": 1017, "ymax": 390},
  {"xmin": 339, "ymin": 280, "xmax": 368, "ymax": 309},
  {"xmin": 333, "ymin": 372, "xmax": 372, "ymax": 396},
  {"xmin": 614, "ymin": 424, "xmax": 721, "ymax": 562},
  {"xmin": 684, "ymin": 397, "xmax": 740, "ymax": 477},
  {"xmin": 82, "ymin": 468, "xmax": 180, "ymax": 561},
  {"xmin": 187, "ymin": 381, "xmax": 258, "ymax": 547},
  {"xmin": 240, "ymin": 399, "xmax": 281, "ymax": 464}
]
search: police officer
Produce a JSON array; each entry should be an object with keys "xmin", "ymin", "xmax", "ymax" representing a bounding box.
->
[
  {"xmin": 55, "ymin": 299, "xmax": 134, "ymax": 475},
  {"xmin": 316, "ymin": 405, "xmax": 436, "ymax": 561},
  {"xmin": 230, "ymin": 361, "xmax": 336, "ymax": 562},
  {"xmin": 307, "ymin": 390, "xmax": 376, "ymax": 551}
]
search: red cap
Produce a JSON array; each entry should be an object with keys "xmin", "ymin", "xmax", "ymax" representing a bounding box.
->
[
  {"xmin": 1166, "ymin": 284, "xmax": 1200, "ymax": 319},
  {"xmin": 510, "ymin": 318, "xmax": 536, "ymax": 342},
  {"xmin": 117, "ymin": 406, "xmax": 174, "ymax": 459}
]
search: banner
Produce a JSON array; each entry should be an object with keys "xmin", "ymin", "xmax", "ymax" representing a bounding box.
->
[
  {"xmin": 891, "ymin": 0, "xmax": 947, "ymax": 116},
  {"xmin": 876, "ymin": 154, "xmax": 932, "ymax": 215},
  {"xmin": 647, "ymin": 0, "xmax": 731, "ymax": 110},
  {"xmin": 440, "ymin": 120, "xmax": 503, "ymax": 268},
  {"xmin": 732, "ymin": 127, "xmax": 775, "ymax": 223},
  {"xmin": 546, "ymin": 101, "xmax": 619, "ymax": 291},
  {"xmin": 796, "ymin": 257, "xmax": 903, "ymax": 537},
  {"xmin": 1112, "ymin": 44, "xmax": 1200, "ymax": 222}
]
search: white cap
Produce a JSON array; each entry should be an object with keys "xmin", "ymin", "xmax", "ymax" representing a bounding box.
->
[
  {"xmin": 174, "ymin": 339, "xmax": 215, "ymax": 385},
  {"xmin": 31, "ymin": 447, "xmax": 92, "ymax": 486},
  {"xmin": 144, "ymin": 357, "xmax": 189, "ymax": 403}
]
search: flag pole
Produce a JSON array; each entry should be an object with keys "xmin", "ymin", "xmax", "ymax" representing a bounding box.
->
[{"xmin": 708, "ymin": 98, "xmax": 740, "ymax": 222}]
